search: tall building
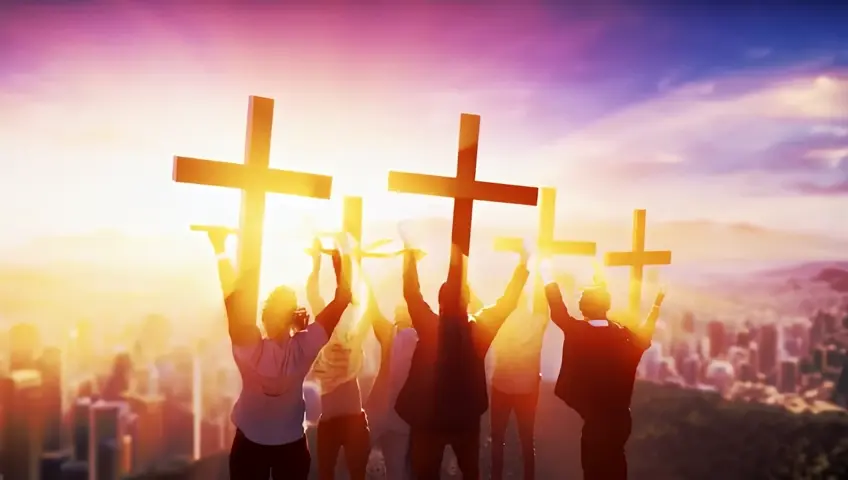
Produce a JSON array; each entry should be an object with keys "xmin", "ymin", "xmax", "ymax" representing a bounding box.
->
[
  {"xmin": 39, "ymin": 346, "xmax": 64, "ymax": 451},
  {"xmin": 779, "ymin": 359, "xmax": 798, "ymax": 394},
  {"xmin": 758, "ymin": 323, "xmax": 779, "ymax": 376},
  {"xmin": 0, "ymin": 370, "xmax": 44, "ymax": 480},
  {"xmin": 749, "ymin": 343, "xmax": 760, "ymax": 376},
  {"xmin": 707, "ymin": 320, "xmax": 727, "ymax": 359},
  {"xmin": 72, "ymin": 398, "xmax": 92, "ymax": 462},
  {"xmin": 89, "ymin": 401, "xmax": 128, "ymax": 480},
  {"xmin": 126, "ymin": 394, "xmax": 165, "ymax": 472}
]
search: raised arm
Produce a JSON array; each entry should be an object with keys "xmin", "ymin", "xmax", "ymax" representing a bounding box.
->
[
  {"xmin": 314, "ymin": 249, "xmax": 353, "ymax": 335},
  {"xmin": 224, "ymin": 269, "xmax": 262, "ymax": 347},
  {"xmin": 467, "ymin": 286, "xmax": 484, "ymax": 313},
  {"xmin": 361, "ymin": 278, "xmax": 393, "ymax": 348},
  {"xmin": 635, "ymin": 290, "xmax": 665, "ymax": 344},
  {"xmin": 402, "ymin": 248, "xmax": 437, "ymax": 330},
  {"xmin": 472, "ymin": 258, "xmax": 530, "ymax": 351},
  {"xmin": 206, "ymin": 230, "xmax": 237, "ymax": 296},
  {"xmin": 306, "ymin": 238, "xmax": 327, "ymax": 314}
]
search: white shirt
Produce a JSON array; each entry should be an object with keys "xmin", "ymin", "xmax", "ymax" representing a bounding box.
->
[
  {"xmin": 384, "ymin": 327, "xmax": 418, "ymax": 434},
  {"xmin": 310, "ymin": 310, "xmax": 366, "ymax": 418},
  {"xmin": 231, "ymin": 322, "xmax": 329, "ymax": 446}
]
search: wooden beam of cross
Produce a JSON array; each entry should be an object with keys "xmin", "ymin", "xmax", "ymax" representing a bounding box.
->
[
  {"xmin": 387, "ymin": 113, "xmax": 538, "ymax": 296},
  {"xmin": 494, "ymin": 187, "xmax": 596, "ymax": 314},
  {"xmin": 603, "ymin": 209, "xmax": 672, "ymax": 316},
  {"xmin": 307, "ymin": 196, "xmax": 401, "ymax": 263},
  {"xmin": 173, "ymin": 96, "xmax": 333, "ymax": 323}
]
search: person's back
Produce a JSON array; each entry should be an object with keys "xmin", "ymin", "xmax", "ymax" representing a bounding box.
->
[
  {"xmin": 557, "ymin": 320, "xmax": 645, "ymax": 416},
  {"xmin": 231, "ymin": 324, "xmax": 328, "ymax": 445}
]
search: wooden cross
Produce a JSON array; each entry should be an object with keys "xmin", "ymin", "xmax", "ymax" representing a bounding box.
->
[
  {"xmin": 173, "ymin": 95, "xmax": 334, "ymax": 323},
  {"xmin": 494, "ymin": 187, "xmax": 596, "ymax": 314},
  {"xmin": 308, "ymin": 195, "xmax": 402, "ymax": 263},
  {"xmin": 388, "ymin": 113, "xmax": 538, "ymax": 294},
  {"xmin": 603, "ymin": 209, "xmax": 672, "ymax": 315}
]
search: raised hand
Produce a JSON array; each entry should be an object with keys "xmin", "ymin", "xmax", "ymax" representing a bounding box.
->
[
  {"xmin": 207, "ymin": 230, "xmax": 229, "ymax": 255},
  {"xmin": 398, "ymin": 220, "xmax": 413, "ymax": 249},
  {"xmin": 654, "ymin": 288, "xmax": 666, "ymax": 307},
  {"xmin": 519, "ymin": 238, "xmax": 532, "ymax": 266}
]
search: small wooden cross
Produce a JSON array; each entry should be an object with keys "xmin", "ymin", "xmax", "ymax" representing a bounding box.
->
[
  {"xmin": 494, "ymin": 187, "xmax": 596, "ymax": 314},
  {"xmin": 387, "ymin": 113, "xmax": 538, "ymax": 296},
  {"xmin": 603, "ymin": 209, "xmax": 672, "ymax": 315},
  {"xmin": 173, "ymin": 96, "xmax": 334, "ymax": 323},
  {"xmin": 307, "ymin": 195, "xmax": 404, "ymax": 262}
]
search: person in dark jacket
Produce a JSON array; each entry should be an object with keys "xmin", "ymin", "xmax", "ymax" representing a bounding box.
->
[
  {"xmin": 544, "ymin": 267, "xmax": 665, "ymax": 480},
  {"xmin": 395, "ymin": 227, "xmax": 529, "ymax": 480}
]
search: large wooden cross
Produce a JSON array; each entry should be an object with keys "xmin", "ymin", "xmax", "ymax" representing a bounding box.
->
[
  {"xmin": 387, "ymin": 113, "xmax": 538, "ymax": 294},
  {"xmin": 604, "ymin": 209, "xmax": 672, "ymax": 315},
  {"xmin": 173, "ymin": 95, "xmax": 334, "ymax": 323},
  {"xmin": 494, "ymin": 187, "xmax": 596, "ymax": 314}
]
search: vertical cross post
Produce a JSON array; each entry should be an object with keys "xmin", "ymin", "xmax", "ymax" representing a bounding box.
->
[
  {"xmin": 494, "ymin": 187, "xmax": 596, "ymax": 314},
  {"xmin": 603, "ymin": 209, "xmax": 672, "ymax": 315},
  {"xmin": 173, "ymin": 96, "xmax": 334, "ymax": 323},
  {"xmin": 388, "ymin": 113, "xmax": 538, "ymax": 298}
]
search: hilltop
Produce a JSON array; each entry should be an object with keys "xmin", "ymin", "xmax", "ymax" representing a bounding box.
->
[{"xmin": 132, "ymin": 381, "xmax": 848, "ymax": 480}]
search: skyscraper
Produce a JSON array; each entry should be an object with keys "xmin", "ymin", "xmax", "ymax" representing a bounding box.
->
[
  {"xmin": 707, "ymin": 320, "xmax": 727, "ymax": 359},
  {"xmin": 72, "ymin": 397, "xmax": 92, "ymax": 462},
  {"xmin": 89, "ymin": 401, "xmax": 127, "ymax": 480},
  {"xmin": 779, "ymin": 359, "xmax": 798, "ymax": 394},
  {"xmin": 758, "ymin": 323, "xmax": 779, "ymax": 377},
  {"xmin": 9, "ymin": 323, "xmax": 41, "ymax": 371},
  {"xmin": 39, "ymin": 346, "xmax": 64, "ymax": 451},
  {"xmin": 0, "ymin": 370, "xmax": 44, "ymax": 480}
]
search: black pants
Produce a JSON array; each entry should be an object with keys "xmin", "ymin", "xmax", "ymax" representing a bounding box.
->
[
  {"xmin": 580, "ymin": 411, "xmax": 632, "ymax": 480},
  {"xmin": 489, "ymin": 384, "xmax": 540, "ymax": 480},
  {"xmin": 409, "ymin": 425, "xmax": 480, "ymax": 480},
  {"xmin": 316, "ymin": 411, "xmax": 371, "ymax": 480},
  {"xmin": 229, "ymin": 429, "xmax": 311, "ymax": 480}
]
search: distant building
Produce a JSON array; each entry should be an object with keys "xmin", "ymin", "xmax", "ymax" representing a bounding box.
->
[
  {"xmin": 779, "ymin": 359, "xmax": 799, "ymax": 394},
  {"xmin": 707, "ymin": 320, "xmax": 727, "ymax": 359},
  {"xmin": 759, "ymin": 323, "xmax": 779, "ymax": 376},
  {"xmin": 1, "ymin": 370, "xmax": 44, "ymax": 480}
]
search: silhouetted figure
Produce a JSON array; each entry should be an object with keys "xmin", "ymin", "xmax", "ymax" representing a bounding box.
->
[
  {"xmin": 207, "ymin": 230, "xmax": 352, "ymax": 480},
  {"xmin": 489, "ymin": 288, "xmax": 548, "ymax": 480},
  {"xmin": 307, "ymin": 239, "xmax": 373, "ymax": 480},
  {"xmin": 366, "ymin": 299, "xmax": 417, "ymax": 480},
  {"xmin": 396, "ymin": 231, "xmax": 529, "ymax": 480},
  {"xmin": 545, "ymin": 275, "xmax": 664, "ymax": 480}
]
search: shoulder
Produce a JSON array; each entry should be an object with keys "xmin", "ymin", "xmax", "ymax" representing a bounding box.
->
[{"xmin": 292, "ymin": 322, "xmax": 330, "ymax": 349}]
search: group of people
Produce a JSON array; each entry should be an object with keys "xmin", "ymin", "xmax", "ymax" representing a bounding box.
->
[{"xmin": 211, "ymin": 227, "xmax": 665, "ymax": 480}]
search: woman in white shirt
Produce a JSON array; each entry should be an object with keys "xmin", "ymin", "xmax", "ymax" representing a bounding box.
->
[{"xmin": 205, "ymin": 230, "xmax": 352, "ymax": 480}]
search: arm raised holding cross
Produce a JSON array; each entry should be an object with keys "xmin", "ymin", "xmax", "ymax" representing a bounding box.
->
[
  {"xmin": 471, "ymin": 246, "xmax": 531, "ymax": 353},
  {"xmin": 306, "ymin": 237, "xmax": 327, "ymax": 315},
  {"xmin": 398, "ymin": 222, "xmax": 437, "ymax": 332}
]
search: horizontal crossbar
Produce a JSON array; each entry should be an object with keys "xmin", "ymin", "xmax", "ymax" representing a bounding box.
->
[
  {"xmin": 388, "ymin": 171, "xmax": 538, "ymax": 206},
  {"xmin": 604, "ymin": 250, "xmax": 672, "ymax": 267},
  {"xmin": 173, "ymin": 156, "xmax": 333, "ymax": 199}
]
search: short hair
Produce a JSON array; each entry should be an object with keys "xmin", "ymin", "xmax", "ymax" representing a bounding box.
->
[
  {"xmin": 261, "ymin": 286, "xmax": 298, "ymax": 324},
  {"xmin": 438, "ymin": 281, "xmax": 470, "ymax": 307},
  {"xmin": 580, "ymin": 285, "xmax": 612, "ymax": 312}
]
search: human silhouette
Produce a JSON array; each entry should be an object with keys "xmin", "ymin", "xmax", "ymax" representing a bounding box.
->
[
  {"xmin": 207, "ymin": 230, "xmax": 352, "ymax": 480},
  {"xmin": 395, "ymin": 225, "xmax": 529, "ymax": 480},
  {"xmin": 365, "ymin": 289, "xmax": 419, "ymax": 480},
  {"xmin": 306, "ymin": 237, "xmax": 374, "ymax": 480},
  {"xmin": 489, "ymin": 285, "xmax": 548, "ymax": 480},
  {"xmin": 543, "ymin": 268, "xmax": 665, "ymax": 480}
]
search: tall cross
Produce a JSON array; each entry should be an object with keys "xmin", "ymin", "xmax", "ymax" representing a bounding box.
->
[
  {"xmin": 388, "ymin": 113, "xmax": 538, "ymax": 293},
  {"xmin": 604, "ymin": 209, "xmax": 672, "ymax": 316},
  {"xmin": 173, "ymin": 95, "xmax": 334, "ymax": 323},
  {"xmin": 494, "ymin": 187, "xmax": 596, "ymax": 314}
]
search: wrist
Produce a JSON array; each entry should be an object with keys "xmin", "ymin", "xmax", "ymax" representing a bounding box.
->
[{"xmin": 216, "ymin": 252, "xmax": 229, "ymax": 261}]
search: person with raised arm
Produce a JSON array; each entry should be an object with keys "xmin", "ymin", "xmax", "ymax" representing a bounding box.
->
[
  {"xmin": 395, "ymin": 224, "xmax": 530, "ymax": 479},
  {"xmin": 306, "ymin": 237, "xmax": 374, "ymax": 480},
  {"xmin": 489, "ymin": 280, "xmax": 548, "ymax": 480},
  {"xmin": 206, "ymin": 230, "xmax": 352, "ymax": 480},
  {"xmin": 541, "ymin": 261, "xmax": 665, "ymax": 480},
  {"xmin": 364, "ymin": 271, "xmax": 421, "ymax": 480}
]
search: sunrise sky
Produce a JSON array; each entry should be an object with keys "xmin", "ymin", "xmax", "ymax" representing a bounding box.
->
[{"xmin": 1, "ymin": 0, "xmax": 847, "ymax": 245}]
